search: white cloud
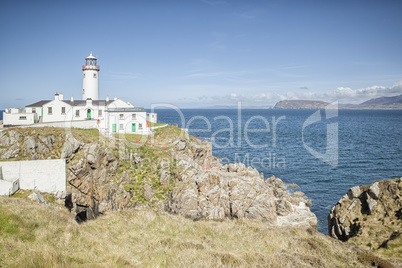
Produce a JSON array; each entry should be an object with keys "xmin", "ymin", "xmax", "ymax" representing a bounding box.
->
[
  {"xmin": 323, "ymin": 81, "xmax": 402, "ymax": 103},
  {"xmin": 188, "ymin": 80, "xmax": 402, "ymax": 106}
]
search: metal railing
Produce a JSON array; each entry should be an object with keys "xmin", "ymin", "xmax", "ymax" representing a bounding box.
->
[{"xmin": 82, "ymin": 65, "xmax": 100, "ymax": 70}]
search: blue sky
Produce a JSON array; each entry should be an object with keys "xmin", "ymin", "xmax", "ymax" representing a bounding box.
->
[{"xmin": 1, "ymin": 0, "xmax": 401, "ymax": 109}]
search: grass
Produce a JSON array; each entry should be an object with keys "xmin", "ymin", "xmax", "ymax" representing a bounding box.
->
[
  {"xmin": 0, "ymin": 197, "xmax": 399, "ymax": 268},
  {"xmin": 114, "ymin": 133, "xmax": 150, "ymax": 144},
  {"xmin": 71, "ymin": 128, "xmax": 100, "ymax": 138},
  {"xmin": 148, "ymin": 121, "xmax": 166, "ymax": 127}
]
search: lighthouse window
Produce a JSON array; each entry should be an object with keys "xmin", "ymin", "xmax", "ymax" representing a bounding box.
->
[
  {"xmin": 76, "ymin": 110, "xmax": 80, "ymax": 117},
  {"xmin": 139, "ymin": 123, "xmax": 143, "ymax": 129},
  {"xmin": 93, "ymin": 73, "xmax": 97, "ymax": 78},
  {"xmin": 120, "ymin": 114, "xmax": 124, "ymax": 120},
  {"xmin": 19, "ymin": 116, "xmax": 27, "ymax": 120},
  {"xmin": 48, "ymin": 107, "xmax": 52, "ymax": 115},
  {"xmin": 61, "ymin": 107, "xmax": 66, "ymax": 114},
  {"xmin": 98, "ymin": 110, "xmax": 102, "ymax": 117},
  {"xmin": 132, "ymin": 114, "xmax": 136, "ymax": 120},
  {"xmin": 83, "ymin": 73, "xmax": 85, "ymax": 78},
  {"xmin": 119, "ymin": 124, "xmax": 124, "ymax": 130}
]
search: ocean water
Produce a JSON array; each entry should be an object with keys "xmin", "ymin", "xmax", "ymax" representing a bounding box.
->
[{"xmin": 153, "ymin": 108, "xmax": 402, "ymax": 234}]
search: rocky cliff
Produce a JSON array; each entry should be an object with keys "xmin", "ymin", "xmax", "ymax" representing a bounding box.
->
[
  {"xmin": 328, "ymin": 178, "xmax": 402, "ymax": 260},
  {"xmin": 0, "ymin": 126, "xmax": 317, "ymax": 227}
]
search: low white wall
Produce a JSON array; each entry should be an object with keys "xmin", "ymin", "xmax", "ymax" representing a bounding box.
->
[
  {"xmin": 23, "ymin": 120, "xmax": 98, "ymax": 129},
  {"xmin": 3, "ymin": 112, "xmax": 35, "ymax": 126},
  {"xmin": 0, "ymin": 179, "xmax": 19, "ymax": 196},
  {"xmin": 0, "ymin": 159, "xmax": 66, "ymax": 193}
]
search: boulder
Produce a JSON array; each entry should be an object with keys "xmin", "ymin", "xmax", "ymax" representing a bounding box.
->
[
  {"xmin": 28, "ymin": 191, "xmax": 47, "ymax": 204},
  {"xmin": 159, "ymin": 169, "xmax": 170, "ymax": 185},
  {"xmin": 23, "ymin": 136, "xmax": 38, "ymax": 160},
  {"xmin": 130, "ymin": 152, "xmax": 141, "ymax": 164},
  {"xmin": 173, "ymin": 140, "xmax": 187, "ymax": 151},
  {"xmin": 38, "ymin": 135, "xmax": 55, "ymax": 150},
  {"xmin": 144, "ymin": 184, "xmax": 157, "ymax": 202},
  {"xmin": 61, "ymin": 135, "xmax": 84, "ymax": 161},
  {"xmin": 328, "ymin": 178, "xmax": 402, "ymax": 251},
  {"xmin": 347, "ymin": 186, "xmax": 361, "ymax": 199},
  {"xmin": 1, "ymin": 144, "xmax": 20, "ymax": 159}
]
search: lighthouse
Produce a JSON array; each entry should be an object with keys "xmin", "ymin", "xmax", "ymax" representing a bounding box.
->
[{"xmin": 82, "ymin": 52, "xmax": 100, "ymax": 100}]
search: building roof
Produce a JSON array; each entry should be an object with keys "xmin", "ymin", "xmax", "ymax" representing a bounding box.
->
[
  {"xmin": 62, "ymin": 100, "xmax": 115, "ymax": 107},
  {"xmin": 108, "ymin": 107, "xmax": 145, "ymax": 112},
  {"xmin": 26, "ymin": 100, "xmax": 115, "ymax": 107},
  {"xmin": 86, "ymin": 52, "xmax": 96, "ymax": 59},
  {"xmin": 26, "ymin": 100, "xmax": 51, "ymax": 107}
]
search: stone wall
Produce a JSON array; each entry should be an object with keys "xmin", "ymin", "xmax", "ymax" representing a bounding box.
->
[{"xmin": 0, "ymin": 159, "xmax": 66, "ymax": 193}]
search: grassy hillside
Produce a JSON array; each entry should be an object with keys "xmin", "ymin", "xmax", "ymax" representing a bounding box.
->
[{"xmin": 0, "ymin": 197, "xmax": 397, "ymax": 268}]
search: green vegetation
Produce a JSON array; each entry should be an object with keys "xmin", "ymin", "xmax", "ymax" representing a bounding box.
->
[
  {"xmin": 147, "ymin": 121, "xmax": 166, "ymax": 127},
  {"xmin": 71, "ymin": 128, "xmax": 100, "ymax": 138},
  {"xmin": 114, "ymin": 133, "xmax": 150, "ymax": 144},
  {"xmin": 1, "ymin": 197, "xmax": 398, "ymax": 267}
]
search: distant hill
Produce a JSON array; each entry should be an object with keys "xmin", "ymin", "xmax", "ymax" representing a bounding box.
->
[
  {"xmin": 274, "ymin": 94, "xmax": 402, "ymax": 110},
  {"xmin": 274, "ymin": 100, "xmax": 337, "ymax": 109},
  {"xmin": 351, "ymin": 94, "xmax": 402, "ymax": 109}
]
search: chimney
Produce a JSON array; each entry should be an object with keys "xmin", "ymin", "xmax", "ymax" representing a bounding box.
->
[
  {"xmin": 71, "ymin": 95, "xmax": 74, "ymax": 102},
  {"xmin": 59, "ymin": 92, "xmax": 64, "ymax": 100},
  {"xmin": 106, "ymin": 95, "xmax": 109, "ymax": 102},
  {"xmin": 86, "ymin": 98, "xmax": 92, "ymax": 106},
  {"xmin": 54, "ymin": 92, "xmax": 59, "ymax": 100}
]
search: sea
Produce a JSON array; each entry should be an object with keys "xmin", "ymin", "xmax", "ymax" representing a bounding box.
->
[
  {"xmin": 1, "ymin": 108, "xmax": 401, "ymax": 234},
  {"xmin": 153, "ymin": 108, "xmax": 402, "ymax": 234}
]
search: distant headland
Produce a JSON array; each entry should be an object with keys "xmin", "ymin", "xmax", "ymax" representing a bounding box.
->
[
  {"xmin": 274, "ymin": 94, "xmax": 402, "ymax": 110},
  {"xmin": 274, "ymin": 100, "xmax": 336, "ymax": 109}
]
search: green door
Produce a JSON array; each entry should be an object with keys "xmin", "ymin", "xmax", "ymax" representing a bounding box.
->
[
  {"xmin": 41, "ymin": 108, "xmax": 43, "ymax": 116},
  {"xmin": 87, "ymin": 109, "xmax": 91, "ymax": 119},
  {"xmin": 112, "ymin": 124, "xmax": 117, "ymax": 132},
  {"xmin": 132, "ymin": 123, "xmax": 136, "ymax": 132}
]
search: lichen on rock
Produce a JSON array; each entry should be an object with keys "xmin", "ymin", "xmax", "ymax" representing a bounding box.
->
[{"xmin": 328, "ymin": 178, "xmax": 402, "ymax": 259}]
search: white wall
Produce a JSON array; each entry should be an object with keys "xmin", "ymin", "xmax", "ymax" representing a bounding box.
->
[
  {"xmin": 0, "ymin": 180, "xmax": 19, "ymax": 196},
  {"xmin": 26, "ymin": 107, "xmax": 42, "ymax": 122},
  {"xmin": 23, "ymin": 120, "xmax": 98, "ymax": 129},
  {"xmin": 107, "ymin": 111, "xmax": 149, "ymax": 135},
  {"xmin": 3, "ymin": 112, "xmax": 35, "ymax": 126},
  {"xmin": 147, "ymin": 113, "xmax": 157, "ymax": 123},
  {"xmin": 42, "ymin": 98, "xmax": 107, "ymax": 123},
  {"xmin": 0, "ymin": 159, "xmax": 66, "ymax": 193},
  {"xmin": 82, "ymin": 69, "xmax": 99, "ymax": 100},
  {"xmin": 43, "ymin": 99, "xmax": 74, "ymax": 123}
]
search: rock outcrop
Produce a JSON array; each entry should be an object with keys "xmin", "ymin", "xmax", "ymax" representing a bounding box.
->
[
  {"xmin": 0, "ymin": 127, "xmax": 317, "ymax": 228},
  {"xmin": 328, "ymin": 178, "xmax": 401, "ymax": 253},
  {"xmin": 164, "ymin": 137, "xmax": 317, "ymax": 227},
  {"xmin": 0, "ymin": 130, "xmax": 21, "ymax": 159}
]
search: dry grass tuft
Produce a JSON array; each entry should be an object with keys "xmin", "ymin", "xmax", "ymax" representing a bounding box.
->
[{"xmin": 1, "ymin": 197, "xmax": 399, "ymax": 267}]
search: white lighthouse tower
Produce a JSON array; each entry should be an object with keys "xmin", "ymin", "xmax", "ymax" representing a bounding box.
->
[{"xmin": 82, "ymin": 52, "xmax": 100, "ymax": 100}]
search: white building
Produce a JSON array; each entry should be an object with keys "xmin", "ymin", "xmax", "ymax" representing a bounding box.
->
[{"xmin": 3, "ymin": 53, "xmax": 157, "ymax": 135}]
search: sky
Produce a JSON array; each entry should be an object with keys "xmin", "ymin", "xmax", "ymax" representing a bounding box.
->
[{"xmin": 0, "ymin": 0, "xmax": 401, "ymax": 109}]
